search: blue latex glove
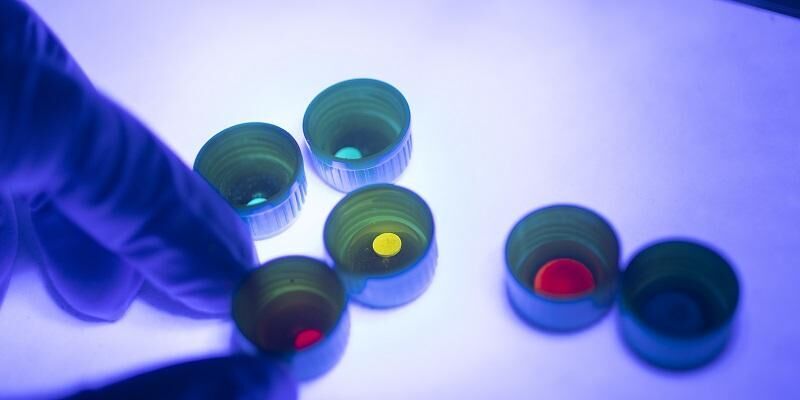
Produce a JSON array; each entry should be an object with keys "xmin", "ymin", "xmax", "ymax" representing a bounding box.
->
[
  {"xmin": 65, "ymin": 355, "xmax": 296, "ymax": 400},
  {"xmin": 0, "ymin": 1, "xmax": 293, "ymax": 398},
  {"xmin": 0, "ymin": 0, "xmax": 253, "ymax": 320}
]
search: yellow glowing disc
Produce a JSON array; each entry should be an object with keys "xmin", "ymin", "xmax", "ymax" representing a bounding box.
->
[{"xmin": 372, "ymin": 232, "xmax": 402, "ymax": 258}]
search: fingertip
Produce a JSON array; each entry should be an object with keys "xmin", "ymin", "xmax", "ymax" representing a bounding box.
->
[
  {"xmin": 140, "ymin": 245, "xmax": 253, "ymax": 317},
  {"xmin": 132, "ymin": 172, "xmax": 257, "ymax": 317},
  {"xmin": 31, "ymin": 199, "xmax": 143, "ymax": 322}
]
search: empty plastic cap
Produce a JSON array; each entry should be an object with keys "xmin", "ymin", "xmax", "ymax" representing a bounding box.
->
[{"xmin": 620, "ymin": 240, "xmax": 740, "ymax": 370}]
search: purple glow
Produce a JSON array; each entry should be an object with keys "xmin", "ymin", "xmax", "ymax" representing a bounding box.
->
[{"xmin": 1, "ymin": 0, "xmax": 798, "ymax": 399}]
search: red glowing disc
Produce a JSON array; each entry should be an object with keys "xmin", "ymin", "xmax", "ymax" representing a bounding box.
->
[
  {"xmin": 533, "ymin": 258, "xmax": 596, "ymax": 298},
  {"xmin": 293, "ymin": 329, "xmax": 323, "ymax": 350}
]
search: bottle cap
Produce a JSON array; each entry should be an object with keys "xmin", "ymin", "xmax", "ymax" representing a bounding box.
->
[
  {"xmin": 303, "ymin": 79, "xmax": 412, "ymax": 192},
  {"xmin": 232, "ymin": 256, "xmax": 349, "ymax": 380},
  {"xmin": 620, "ymin": 240, "xmax": 739, "ymax": 369},
  {"xmin": 194, "ymin": 122, "xmax": 306, "ymax": 239},
  {"xmin": 324, "ymin": 184, "xmax": 436, "ymax": 307},
  {"xmin": 505, "ymin": 205, "xmax": 620, "ymax": 331}
]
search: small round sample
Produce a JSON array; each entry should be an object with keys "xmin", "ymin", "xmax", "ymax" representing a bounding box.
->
[
  {"xmin": 334, "ymin": 146, "xmax": 363, "ymax": 160},
  {"xmin": 533, "ymin": 258, "xmax": 596, "ymax": 298},
  {"xmin": 620, "ymin": 240, "xmax": 739, "ymax": 370},
  {"xmin": 372, "ymin": 232, "xmax": 403, "ymax": 258},
  {"xmin": 293, "ymin": 329, "xmax": 323, "ymax": 350},
  {"xmin": 505, "ymin": 205, "xmax": 620, "ymax": 332},
  {"xmin": 232, "ymin": 256, "xmax": 349, "ymax": 380},
  {"xmin": 324, "ymin": 184, "xmax": 436, "ymax": 308},
  {"xmin": 303, "ymin": 79, "xmax": 412, "ymax": 192},
  {"xmin": 194, "ymin": 122, "xmax": 306, "ymax": 239}
]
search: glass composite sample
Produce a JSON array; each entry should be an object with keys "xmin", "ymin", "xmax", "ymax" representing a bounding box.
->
[
  {"xmin": 194, "ymin": 122, "xmax": 306, "ymax": 239},
  {"xmin": 505, "ymin": 205, "xmax": 620, "ymax": 331},
  {"xmin": 620, "ymin": 240, "xmax": 739, "ymax": 370},
  {"xmin": 534, "ymin": 258, "xmax": 596, "ymax": 297},
  {"xmin": 303, "ymin": 79, "xmax": 412, "ymax": 192},
  {"xmin": 324, "ymin": 184, "xmax": 436, "ymax": 308},
  {"xmin": 232, "ymin": 256, "xmax": 349, "ymax": 380}
]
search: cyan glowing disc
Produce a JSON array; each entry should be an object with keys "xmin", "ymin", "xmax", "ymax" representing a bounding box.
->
[{"xmin": 334, "ymin": 146, "xmax": 363, "ymax": 160}]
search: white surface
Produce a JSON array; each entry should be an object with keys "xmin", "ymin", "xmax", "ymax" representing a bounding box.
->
[{"xmin": 2, "ymin": 0, "xmax": 799, "ymax": 398}]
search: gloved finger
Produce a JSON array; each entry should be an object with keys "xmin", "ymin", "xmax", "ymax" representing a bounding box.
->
[
  {"xmin": 0, "ymin": 2, "xmax": 255, "ymax": 314},
  {"xmin": 0, "ymin": 190, "xmax": 18, "ymax": 306},
  {"xmin": 29, "ymin": 197, "xmax": 143, "ymax": 321},
  {"xmin": 64, "ymin": 355, "xmax": 297, "ymax": 400}
]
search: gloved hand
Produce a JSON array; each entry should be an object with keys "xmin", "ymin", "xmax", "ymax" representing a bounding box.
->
[
  {"xmin": 0, "ymin": 1, "xmax": 293, "ymax": 398},
  {"xmin": 0, "ymin": 0, "xmax": 253, "ymax": 321}
]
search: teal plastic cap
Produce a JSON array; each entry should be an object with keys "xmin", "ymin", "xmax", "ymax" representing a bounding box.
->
[
  {"xmin": 303, "ymin": 79, "xmax": 412, "ymax": 192},
  {"xmin": 324, "ymin": 184, "xmax": 436, "ymax": 308},
  {"xmin": 620, "ymin": 240, "xmax": 740, "ymax": 370},
  {"xmin": 232, "ymin": 256, "xmax": 349, "ymax": 380},
  {"xmin": 194, "ymin": 122, "xmax": 306, "ymax": 239},
  {"xmin": 505, "ymin": 205, "xmax": 620, "ymax": 332}
]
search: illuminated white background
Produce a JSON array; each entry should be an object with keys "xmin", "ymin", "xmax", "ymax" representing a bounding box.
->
[{"xmin": 1, "ymin": 0, "xmax": 799, "ymax": 398}]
